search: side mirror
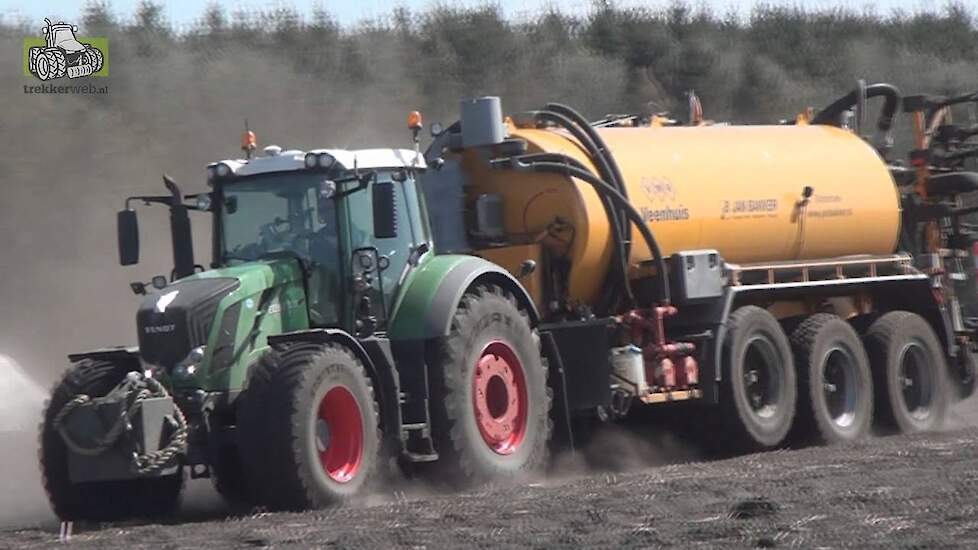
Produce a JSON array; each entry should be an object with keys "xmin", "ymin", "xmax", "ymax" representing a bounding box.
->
[
  {"xmin": 372, "ymin": 181, "xmax": 397, "ymax": 239},
  {"xmin": 117, "ymin": 209, "xmax": 140, "ymax": 265}
]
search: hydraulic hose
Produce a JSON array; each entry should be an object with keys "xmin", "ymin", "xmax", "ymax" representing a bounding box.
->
[
  {"xmin": 544, "ymin": 103, "xmax": 632, "ymax": 254},
  {"xmin": 812, "ymin": 83, "xmax": 901, "ymax": 134},
  {"xmin": 493, "ymin": 156, "xmax": 671, "ymax": 305},
  {"xmin": 532, "ymin": 110, "xmax": 635, "ymax": 308},
  {"xmin": 519, "ymin": 151, "xmax": 636, "ymax": 310}
]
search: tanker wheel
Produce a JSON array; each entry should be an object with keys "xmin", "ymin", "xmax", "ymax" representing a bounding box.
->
[
  {"xmin": 720, "ymin": 306, "xmax": 797, "ymax": 452},
  {"xmin": 39, "ymin": 359, "xmax": 184, "ymax": 521},
  {"xmin": 428, "ymin": 284, "xmax": 551, "ymax": 485},
  {"xmin": 789, "ymin": 314, "xmax": 873, "ymax": 444},
  {"xmin": 45, "ymin": 49, "xmax": 67, "ymax": 79},
  {"xmin": 238, "ymin": 343, "xmax": 381, "ymax": 511},
  {"xmin": 864, "ymin": 311, "xmax": 949, "ymax": 434},
  {"xmin": 951, "ymin": 348, "xmax": 977, "ymax": 401}
]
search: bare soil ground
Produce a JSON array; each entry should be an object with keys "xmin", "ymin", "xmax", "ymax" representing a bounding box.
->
[{"xmin": 3, "ymin": 420, "xmax": 978, "ymax": 549}]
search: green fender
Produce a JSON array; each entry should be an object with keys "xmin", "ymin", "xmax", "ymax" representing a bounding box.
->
[{"xmin": 388, "ymin": 254, "xmax": 539, "ymax": 340}]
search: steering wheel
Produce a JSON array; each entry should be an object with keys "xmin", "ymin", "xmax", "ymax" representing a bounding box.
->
[{"xmin": 258, "ymin": 217, "xmax": 293, "ymax": 251}]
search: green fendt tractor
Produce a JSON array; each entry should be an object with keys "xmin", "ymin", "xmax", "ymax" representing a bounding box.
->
[{"xmin": 40, "ymin": 117, "xmax": 553, "ymax": 521}]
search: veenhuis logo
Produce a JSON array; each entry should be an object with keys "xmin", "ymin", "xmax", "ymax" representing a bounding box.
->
[{"xmin": 23, "ymin": 18, "xmax": 108, "ymax": 80}]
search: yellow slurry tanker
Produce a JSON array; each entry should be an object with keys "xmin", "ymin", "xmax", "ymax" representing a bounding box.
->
[
  {"xmin": 423, "ymin": 82, "xmax": 977, "ymax": 452},
  {"xmin": 42, "ymin": 82, "xmax": 978, "ymax": 520}
]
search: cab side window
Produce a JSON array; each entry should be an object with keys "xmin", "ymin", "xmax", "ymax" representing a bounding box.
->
[{"xmin": 343, "ymin": 177, "xmax": 416, "ymax": 314}]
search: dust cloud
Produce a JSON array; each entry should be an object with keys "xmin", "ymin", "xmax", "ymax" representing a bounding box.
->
[{"xmin": 0, "ymin": 355, "xmax": 53, "ymax": 528}]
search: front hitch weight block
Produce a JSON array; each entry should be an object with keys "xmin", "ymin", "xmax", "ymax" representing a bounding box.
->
[{"xmin": 66, "ymin": 396, "xmax": 180, "ymax": 483}]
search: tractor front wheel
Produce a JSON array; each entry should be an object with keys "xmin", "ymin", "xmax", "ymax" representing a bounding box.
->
[
  {"xmin": 38, "ymin": 49, "xmax": 67, "ymax": 80},
  {"xmin": 428, "ymin": 284, "xmax": 551, "ymax": 485},
  {"xmin": 238, "ymin": 343, "xmax": 381, "ymax": 510},
  {"xmin": 39, "ymin": 359, "xmax": 183, "ymax": 521},
  {"xmin": 85, "ymin": 46, "xmax": 104, "ymax": 73}
]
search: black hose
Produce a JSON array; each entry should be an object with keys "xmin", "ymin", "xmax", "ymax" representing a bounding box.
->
[
  {"xmin": 493, "ymin": 156, "xmax": 671, "ymax": 305},
  {"xmin": 545, "ymin": 103, "xmax": 632, "ymax": 252},
  {"xmin": 520, "ymin": 144, "xmax": 636, "ymax": 309},
  {"xmin": 534, "ymin": 111, "xmax": 629, "ymax": 247},
  {"xmin": 536, "ymin": 105, "xmax": 636, "ymax": 311},
  {"xmin": 812, "ymin": 83, "xmax": 901, "ymax": 134}
]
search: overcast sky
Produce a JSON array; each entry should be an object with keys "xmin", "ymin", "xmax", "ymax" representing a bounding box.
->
[{"xmin": 0, "ymin": 0, "xmax": 965, "ymax": 29}]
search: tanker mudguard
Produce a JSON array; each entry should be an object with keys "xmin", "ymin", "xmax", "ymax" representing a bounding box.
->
[{"xmin": 389, "ymin": 254, "xmax": 540, "ymax": 340}]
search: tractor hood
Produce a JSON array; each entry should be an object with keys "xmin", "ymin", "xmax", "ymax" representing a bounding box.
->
[{"xmin": 137, "ymin": 258, "xmax": 305, "ymax": 372}]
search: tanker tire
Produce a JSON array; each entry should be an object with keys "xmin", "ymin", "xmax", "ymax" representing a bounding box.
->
[
  {"xmin": 790, "ymin": 314, "xmax": 873, "ymax": 444},
  {"xmin": 864, "ymin": 311, "xmax": 949, "ymax": 434},
  {"xmin": 720, "ymin": 306, "xmax": 797, "ymax": 452},
  {"xmin": 39, "ymin": 359, "xmax": 183, "ymax": 521},
  {"xmin": 238, "ymin": 343, "xmax": 381, "ymax": 511},
  {"xmin": 428, "ymin": 284, "xmax": 551, "ymax": 485},
  {"xmin": 951, "ymin": 349, "xmax": 977, "ymax": 401}
]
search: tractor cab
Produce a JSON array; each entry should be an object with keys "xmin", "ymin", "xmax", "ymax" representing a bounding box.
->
[
  {"xmin": 116, "ymin": 143, "xmax": 429, "ymax": 352},
  {"xmin": 43, "ymin": 19, "xmax": 86, "ymax": 53},
  {"xmin": 203, "ymin": 146, "xmax": 429, "ymax": 334}
]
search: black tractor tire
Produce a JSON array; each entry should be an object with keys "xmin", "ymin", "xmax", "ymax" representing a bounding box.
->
[
  {"xmin": 210, "ymin": 442, "xmax": 253, "ymax": 511},
  {"xmin": 864, "ymin": 311, "xmax": 949, "ymax": 434},
  {"xmin": 719, "ymin": 306, "xmax": 797, "ymax": 452},
  {"xmin": 33, "ymin": 50, "xmax": 53, "ymax": 80},
  {"xmin": 238, "ymin": 343, "xmax": 381, "ymax": 511},
  {"xmin": 789, "ymin": 314, "xmax": 873, "ymax": 444},
  {"xmin": 44, "ymin": 49, "xmax": 66, "ymax": 79},
  {"xmin": 85, "ymin": 46, "xmax": 104, "ymax": 73},
  {"xmin": 428, "ymin": 284, "xmax": 551, "ymax": 485},
  {"xmin": 39, "ymin": 359, "xmax": 184, "ymax": 521}
]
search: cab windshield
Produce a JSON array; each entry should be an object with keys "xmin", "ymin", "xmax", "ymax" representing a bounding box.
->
[
  {"xmin": 219, "ymin": 172, "xmax": 340, "ymax": 325},
  {"xmin": 220, "ymin": 173, "xmax": 337, "ymax": 265}
]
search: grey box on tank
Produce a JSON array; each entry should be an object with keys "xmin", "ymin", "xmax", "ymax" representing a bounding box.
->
[
  {"xmin": 671, "ymin": 249, "xmax": 724, "ymax": 303},
  {"xmin": 461, "ymin": 97, "xmax": 505, "ymax": 148}
]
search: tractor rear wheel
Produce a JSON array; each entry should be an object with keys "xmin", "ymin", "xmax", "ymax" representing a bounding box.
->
[
  {"xmin": 865, "ymin": 311, "xmax": 949, "ymax": 433},
  {"xmin": 719, "ymin": 306, "xmax": 797, "ymax": 452},
  {"xmin": 428, "ymin": 284, "xmax": 551, "ymax": 485},
  {"xmin": 39, "ymin": 359, "xmax": 184, "ymax": 521},
  {"xmin": 789, "ymin": 314, "xmax": 873, "ymax": 444},
  {"xmin": 238, "ymin": 343, "xmax": 381, "ymax": 510}
]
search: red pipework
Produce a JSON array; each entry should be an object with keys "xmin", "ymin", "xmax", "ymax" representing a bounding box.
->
[{"xmin": 620, "ymin": 307, "xmax": 699, "ymax": 391}]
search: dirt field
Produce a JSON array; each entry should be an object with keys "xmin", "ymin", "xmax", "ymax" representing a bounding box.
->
[{"xmin": 4, "ymin": 409, "xmax": 978, "ymax": 549}]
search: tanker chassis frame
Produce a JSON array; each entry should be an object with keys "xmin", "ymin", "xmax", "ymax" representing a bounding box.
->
[{"xmin": 39, "ymin": 85, "xmax": 978, "ymax": 521}]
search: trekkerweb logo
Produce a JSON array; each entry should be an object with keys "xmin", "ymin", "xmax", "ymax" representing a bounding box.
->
[{"xmin": 23, "ymin": 18, "xmax": 108, "ymax": 81}]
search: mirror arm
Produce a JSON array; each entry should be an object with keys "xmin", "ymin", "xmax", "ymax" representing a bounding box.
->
[{"xmin": 125, "ymin": 195, "xmax": 172, "ymax": 210}]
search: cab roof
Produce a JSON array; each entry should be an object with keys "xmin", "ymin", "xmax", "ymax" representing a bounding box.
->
[{"xmin": 208, "ymin": 147, "xmax": 425, "ymax": 179}]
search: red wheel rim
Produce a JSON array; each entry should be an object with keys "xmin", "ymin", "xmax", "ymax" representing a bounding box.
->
[
  {"xmin": 472, "ymin": 341, "xmax": 529, "ymax": 455},
  {"xmin": 316, "ymin": 386, "xmax": 364, "ymax": 483}
]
